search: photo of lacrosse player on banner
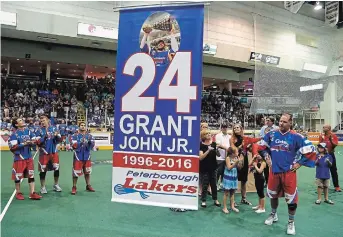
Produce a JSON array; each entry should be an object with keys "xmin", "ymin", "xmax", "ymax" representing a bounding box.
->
[{"xmin": 139, "ymin": 11, "xmax": 181, "ymax": 66}]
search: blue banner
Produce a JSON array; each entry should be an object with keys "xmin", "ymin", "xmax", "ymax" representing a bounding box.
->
[{"xmin": 112, "ymin": 5, "xmax": 204, "ymax": 209}]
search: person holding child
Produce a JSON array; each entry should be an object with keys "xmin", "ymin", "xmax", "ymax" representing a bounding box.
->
[{"xmin": 315, "ymin": 143, "xmax": 334, "ymax": 205}]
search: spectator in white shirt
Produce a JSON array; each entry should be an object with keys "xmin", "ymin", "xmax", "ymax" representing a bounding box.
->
[{"xmin": 215, "ymin": 123, "xmax": 231, "ymax": 190}]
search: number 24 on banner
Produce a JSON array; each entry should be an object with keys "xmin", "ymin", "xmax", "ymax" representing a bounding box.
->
[{"xmin": 122, "ymin": 52, "xmax": 196, "ymax": 113}]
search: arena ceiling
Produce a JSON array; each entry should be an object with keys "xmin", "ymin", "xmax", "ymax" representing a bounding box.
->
[{"xmin": 263, "ymin": 1, "xmax": 325, "ymax": 21}]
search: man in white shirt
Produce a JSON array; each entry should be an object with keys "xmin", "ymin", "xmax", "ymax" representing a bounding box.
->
[{"xmin": 215, "ymin": 123, "xmax": 231, "ymax": 190}]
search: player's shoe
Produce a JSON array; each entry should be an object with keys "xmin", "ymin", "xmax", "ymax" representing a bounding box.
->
[
  {"xmin": 335, "ymin": 187, "xmax": 342, "ymax": 192},
  {"xmin": 252, "ymin": 206, "xmax": 259, "ymax": 210},
  {"xmin": 86, "ymin": 185, "xmax": 95, "ymax": 192},
  {"xmin": 29, "ymin": 192, "xmax": 42, "ymax": 200},
  {"xmin": 53, "ymin": 184, "xmax": 62, "ymax": 192},
  {"xmin": 265, "ymin": 213, "xmax": 278, "ymax": 225},
  {"xmin": 255, "ymin": 209, "xmax": 266, "ymax": 214},
  {"xmin": 71, "ymin": 186, "xmax": 77, "ymax": 195},
  {"xmin": 15, "ymin": 192, "xmax": 25, "ymax": 200},
  {"xmin": 40, "ymin": 186, "xmax": 48, "ymax": 194},
  {"xmin": 287, "ymin": 221, "xmax": 296, "ymax": 235}
]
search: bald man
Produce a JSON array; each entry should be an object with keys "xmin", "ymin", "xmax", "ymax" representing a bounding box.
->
[{"xmin": 319, "ymin": 125, "xmax": 341, "ymax": 192}]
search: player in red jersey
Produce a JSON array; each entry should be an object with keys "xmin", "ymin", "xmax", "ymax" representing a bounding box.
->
[
  {"xmin": 8, "ymin": 117, "xmax": 42, "ymax": 200},
  {"xmin": 319, "ymin": 125, "xmax": 341, "ymax": 192}
]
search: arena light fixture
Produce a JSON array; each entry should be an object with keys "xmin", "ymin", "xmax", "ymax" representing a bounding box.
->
[
  {"xmin": 300, "ymin": 84, "xmax": 323, "ymax": 92},
  {"xmin": 314, "ymin": 1, "xmax": 323, "ymax": 10},
  {"xmin": 303, "ymin": 62, "xmax": 327, "ymax": 73}
]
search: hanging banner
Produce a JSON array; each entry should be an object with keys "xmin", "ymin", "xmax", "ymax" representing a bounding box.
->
[{"xmin": 112, "ymin": 5, "xmax": 204, "ymax": 209}]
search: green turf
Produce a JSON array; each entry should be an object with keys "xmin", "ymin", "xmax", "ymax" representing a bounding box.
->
[{"xmin": 1, "ymin": 149, "xmax": 343, "ymax": 237}]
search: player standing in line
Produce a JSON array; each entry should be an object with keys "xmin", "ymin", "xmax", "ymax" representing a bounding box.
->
[
  {"xmin": 140, "ymin": 24, "xmax": 179, "ymax": 66},
  {"xmin": 260, "ymin": 113, "xmax": 316, "ymax": 235},
  {"xmin": 70, "ymin": 122, "xmax": 95, "ymax": 194},
  {"xmin": 35, "ymin": 114, "xmax": 62, "ymax": 194},
  {"xmin": 8, "ymin": 117, "xmax": 42, "ymax": 200}
]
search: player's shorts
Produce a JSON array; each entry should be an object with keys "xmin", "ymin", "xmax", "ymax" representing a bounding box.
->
[
  {"xmin": 38, "ymin": 153, "xmax": 59, "ymax": 172},
  {"xmin": 73, "ymin": 160, "xmax": 92, "ymax": 177},
  {"xmin": 316, "ymin": 178, "xmax": 330, "ymax": 188},
  {"xmin": 12, "ymin": 158, "xmax": 34, "ymax": 181},
  {"xmin": 267, "ymin": 170, "xmax": 298, "ymax": 204}
]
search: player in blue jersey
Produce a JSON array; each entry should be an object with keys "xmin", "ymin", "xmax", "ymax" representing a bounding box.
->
[
  {"xmin": 8, "ymin": 117, "xmax": 42, "ymax": 200},
  {"xmin": 35, "ymin": 114, "xmax": 62, "ymax": 194},
  {"xmin": 260, "ymin": 113, "xmax": 316, "ymax": 235},
  {"xmin": 140, "ymin": 25, "xmax": 179, "ymax": 67},
  {"xmin": 70, "ymin": 122, "xmax": 95, "ymax": 195}
]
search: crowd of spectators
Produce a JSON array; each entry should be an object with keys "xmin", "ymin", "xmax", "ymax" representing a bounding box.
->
[
  {"xmin": 0, "ymin": 75, "xmax": 114, "ymax": 128},
  {"xmin": 201, "ymin": 88, "xmax": 280, "ymax": 129},
  {"xmin": 1, "ymin": 74, "xmax": 279, "ymax": 130}
]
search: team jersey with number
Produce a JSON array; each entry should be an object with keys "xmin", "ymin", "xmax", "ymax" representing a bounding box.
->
[
  {"xmin": 8, "ymin": 128, "xmax": 35, "ymax": 161},
  {"xmin": 35, "ymin": 126, "xmax": 61, "ymax": 154},
  {"xmin": 260, "ymin": 130, "xmax": 316, "ymax": 173},
  {"xmin": 71, "ymin": 133, "xmax": 95, "ymax": 161}
]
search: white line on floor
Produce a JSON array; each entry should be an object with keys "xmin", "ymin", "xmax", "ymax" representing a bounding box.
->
[{"xmin": 0, "ymin": 179, "xmax": 22, "ymax": 223}]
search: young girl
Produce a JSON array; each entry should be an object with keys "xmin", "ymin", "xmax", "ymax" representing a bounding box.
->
[
  {"xmin": 315, "ymin": 143, "xmax": 334, "ymax": 205},
  {"xmin": 222, "ymin": 148, "xmax": 243, "ymax": 214},
  {"xmin": 249, "ymin": 154, "xmax": 266, "ymax": 213}
]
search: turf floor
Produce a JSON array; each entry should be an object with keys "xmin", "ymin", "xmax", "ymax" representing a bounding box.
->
[{"xmin": 1, "ymin": 149, "xmax": 343, "ymax": 237}]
